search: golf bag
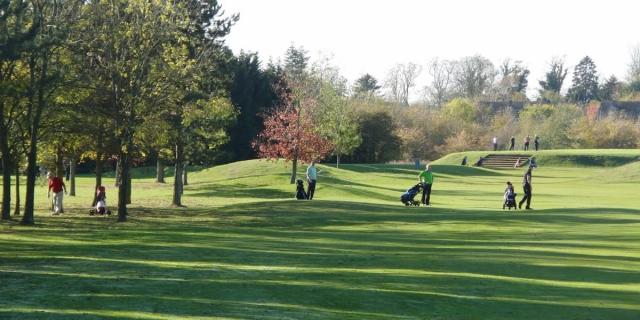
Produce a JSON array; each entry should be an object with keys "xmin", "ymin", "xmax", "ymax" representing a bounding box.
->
[
  {"xmin": 503, "ymin": 191, "xmax": 517, "ymax": 210},
  {"xmin": 296, "ymin": 179, "xmax": 308, "ymax": 200},
  {"xmin": 400, "ymin": 183, "xmax": 422, "ymax": 206}
]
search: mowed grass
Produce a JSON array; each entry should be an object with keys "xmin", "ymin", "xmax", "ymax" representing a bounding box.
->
[{"xmin": 1, "ymin": 154, "xmax": 640, "ymax": 319}]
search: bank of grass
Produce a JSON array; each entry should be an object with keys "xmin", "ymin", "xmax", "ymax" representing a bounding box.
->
[
  {"xmin": 434, "ymin": 149, "xmax": 640, "ymax": 167},
  {"xmin": 1, "ymin": 156, "xmax": 640, "ymax": 319}
]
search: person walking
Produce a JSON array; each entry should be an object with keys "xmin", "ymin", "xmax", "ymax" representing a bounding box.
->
[
  {"xmin": 509, "ymin": 136, "xmax": 515, "ymax": 150},
  {"xmin": 518, "ymin": 167, "xmax": 533, "ymax": 210},
  {"xmin": 47, "ymin": 172, "xmax": 67, "ymax": 215},
  {"xmin": 418, "ymin": 164, "xmax": 434, "ymax": 205},
  {"xmin": 492, "ymin": 136, "xmax": 498, "ymax": 151},
  {"xmin": 524, "ymin": 135, "xmax": 531, "ymax": 151},
  {"xmin": 306, "ymin": 161, "xmax": 320, "ymax": 200},
  {"xmin": 534, "ymin": 135, "xmax": 540, "ymax": 151}
]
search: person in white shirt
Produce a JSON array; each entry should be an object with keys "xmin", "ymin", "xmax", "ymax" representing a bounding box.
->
[
  {"xmin": 492, "ymin": 136, "xmax": 498, "ymax": 151},
  {"xmin": 306, "ymin": 161, "xmax": 320, "ymax": 200}
]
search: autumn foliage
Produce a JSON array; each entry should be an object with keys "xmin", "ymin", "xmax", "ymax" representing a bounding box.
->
[{"xmin": 253, "ymin": 107, "xmax": 334, "ymax": 163}]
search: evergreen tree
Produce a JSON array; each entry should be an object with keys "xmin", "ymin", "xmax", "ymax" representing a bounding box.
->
[
  {"xmin": 568, "ymin": 56, "xmax": 599, "ymax": 104},
  {"xmin": 353, "ymin": 74, "xmax": 381, "ymax": 99}
]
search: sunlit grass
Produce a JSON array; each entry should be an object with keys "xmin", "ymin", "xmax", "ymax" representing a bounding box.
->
[{"xmin": 1, "ymin": 157, "xmax": 640, "ymax": 319}]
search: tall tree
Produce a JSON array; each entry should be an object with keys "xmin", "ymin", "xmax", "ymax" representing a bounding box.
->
[
  {"xmin": 225, "ymin": 53, "xmax": 279, "ymax": 161},
  {"xmin": 538, "ymin": 57, "xmax": 568, "ymax": 102},
  {"xmin": 568, "ymin": 56, "xmax": 599, "ymax": 105},
  {"xmin": 317, "ymin": 82, "xmax": 361, "ymax": 168},
  {"xmin": 599, "ymin": 75, "xmax": 620, "ymax": 101},
  {"xmin": 0, "ymin": 0, "xmax": 39, "ymax": 220},
  {"xmin": 385, "ymin": 63, "xmax": 421, "ymax": 105},
  {"xmin": 426, "ymin": 58, "xmax": 454, "ymax": 108},
  {"xmin": 453, "ymin": 55, "xmax": 495, "ymax": 98},
  {"xmin": 352, "ymin": 73, "xmax": 380, "ymax": 100},
  {"xmin": 21, "ymin": 0, "xmax": 77, "ymax": 225}
]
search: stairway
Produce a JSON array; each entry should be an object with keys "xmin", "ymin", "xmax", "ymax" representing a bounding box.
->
[{"xmin": 480, "ymin": 154, "xmax": 533, "ymax": 169}]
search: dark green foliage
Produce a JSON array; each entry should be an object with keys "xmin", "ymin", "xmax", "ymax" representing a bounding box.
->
[
  {"xmin": 568, "ymin": 56, "xmax": 599, "ymax": 104},
  {"xmin": 348, "ymin": 111, "xmax": 401, "ymax": 163},
  {"xmin": 353, "ymin": 73, "xmax": 381, "ymax": 99},
  {"xmin": 223, "ymin": 53, "xmax": 280, "ymax": 161},
  {"xmin": 539, "ymin": 59, "xmax": 568, "ymax": 94},
  {"xmin": 599, "ymin": 75, "xmax": 620, "ymax": 101}
]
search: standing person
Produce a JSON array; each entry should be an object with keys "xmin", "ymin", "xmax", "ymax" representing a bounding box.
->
[
  {"xmin": 534, "ymin": 135, "xmax": 540, "ymax": 151},
  {"xmin": 306, "ymin": 161, "xmax": 320, "ymax": 200},
  {"xmin": 518, "ymin": 167, "xmax": 533, "ymax": 210},
  {"xmin": 524, "ymin": 135, "xmax": 531, "ymax": 151},
  {"xmin": 47, "ymin": 172, "xmax": 67, "ymax": 215},
  {"xmin": 492, "ymin": 136, "xmax": 498, "ymax": 151},
  {"xmin": 418, "ymin": 164, "xmax": 434, "ymax": 205},
  {"xmin": 509, "ymin": 136, "xmax": 515, "ymax": 150}
]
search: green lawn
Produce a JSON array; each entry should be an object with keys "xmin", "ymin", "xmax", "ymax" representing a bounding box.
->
[{"xmin": 1, "ymin": 153, "xmax": 640, "ymax": 319}]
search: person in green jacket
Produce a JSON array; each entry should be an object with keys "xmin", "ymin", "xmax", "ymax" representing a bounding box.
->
[{"xmin": 418, "ymin": 164, "xmax": 434, "ymax": 205}]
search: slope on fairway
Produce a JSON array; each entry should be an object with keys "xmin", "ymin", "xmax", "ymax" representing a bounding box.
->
[{"xmin": 1, "ymin": 157, "xmax": 639, "ymax": 320}]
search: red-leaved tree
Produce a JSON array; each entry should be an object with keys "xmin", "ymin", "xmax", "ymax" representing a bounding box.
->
[{"xmin": 253, "ymin": 106, "xmax": 334, "ymax": 183}]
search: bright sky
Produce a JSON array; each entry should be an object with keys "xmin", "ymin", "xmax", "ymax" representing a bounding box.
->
[{"xmin": 220, "ymin": 0, "xmax": 640, "ymax": 99}]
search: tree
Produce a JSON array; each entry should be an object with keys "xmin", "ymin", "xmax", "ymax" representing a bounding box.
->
[
  {"xmin": 426, "ymin": 58, "xmax": 454, "ymax": 108},
  {"xmin": 317, "ymin": 82, "xmax": 361, "ymax": 168},
  {"xmin": 442, "ymin": 98, "xmax": 477, "ymax": 123},
  {"xmin": 453, "ymin": 55, "xmax": 495, "ymax": 98},
  {"xmin": 350, "ymin": 111, "xmax": 401, "ymax": 163},
  {"xmin": 385, "ymin": 62, "xmax": 421, "ymax": 105},
  {"xmin": 352, "ymin": 74, "xmax": 381, "ymax": 99},
  {"xmin": 538, "ymin": 57, "xmax": 568, "ymax": 101},
  {"xmin": 599, "ymin": 75, "xmax": 620, "ymax": 101},
  {"xmin": 0, "ymin": 0, "xmax": 39, "ymax": 220},
  {"xmin": 253, "ymin": 106, "xmax": 334, "ymax": 176},
  {"xmin": 568, "ymin": 56, "xmax": 599, "ymax": 105},
  {"xmin": 496, "ymin": 59, "xmax": 529, "ymax": 100},
  {"xmin": 225, "ymin": 53, "xmax": 279, "ymax": 161},
  {"xmin": 21, "ymin": 0, "xmax": 77, "ymax": 225}
]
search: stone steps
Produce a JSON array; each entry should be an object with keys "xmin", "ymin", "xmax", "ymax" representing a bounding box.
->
[{"xmin": 481, "ymin": 154, "xmax": 533, "ymax": 169}]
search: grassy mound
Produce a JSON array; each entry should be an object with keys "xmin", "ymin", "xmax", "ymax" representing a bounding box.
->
[
  {"xmin": 434, "ymin": 149, "xmax": 640, "ymax": 167},
  {"xmin": 1, "ymin": 158, "xmax": 640, "ymax": 319}
]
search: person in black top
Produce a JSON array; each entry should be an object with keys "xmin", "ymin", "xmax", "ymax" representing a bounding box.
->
[
  {"xmin": 509, "ymin": 136, "xmax": 515, "ymax": 150},
  {"xmin": 534, "ymin": 135, "xmax": 540, "ymax": 151},
  {"xmin": 519, "ymin": 167, "xmax": 533, "ymax": 210}
]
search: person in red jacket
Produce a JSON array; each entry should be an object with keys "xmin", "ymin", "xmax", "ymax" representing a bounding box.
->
[{"xmin": 47, "ymin": 172, "xmax": 67, "ymax": 215}]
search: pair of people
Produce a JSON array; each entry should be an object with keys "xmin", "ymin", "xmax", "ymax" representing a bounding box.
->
[{"xmin": 503, "ymin": 167, "xmax": 533, "ymax": 210}]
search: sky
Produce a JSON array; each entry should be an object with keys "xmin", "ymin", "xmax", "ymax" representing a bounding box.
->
[{"xmin": 220, "ymin": 0, "xmax": 640, "ymax": 100}]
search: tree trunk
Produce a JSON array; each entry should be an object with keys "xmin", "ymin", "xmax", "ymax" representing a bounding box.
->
[
  {"xmin": 55, "ymin": 147, "xmax": 64, "ymax": 178},
  {"xmin": 290, "ymin": 156, "xmax": 298, "ymax": 184},
  {"xmin": 126, "ymin": 166, "xmax": 131, "ymax": 205},
  {"xmin": 114, "ymin": 158, "xmax": 121, "ymax": 187},
  {"xmin": 117, "ymin": 150, "xmax": 129, "ymax": 222},
  {"xmin": 182, "ymin": 162, "xmax": 188, "ymax": 187},
  {"xmin": 69, "ymin": 156, "xmax": 76, "ymax": 196},
  {"xmin": 156, "ymin": 158, "xmax": 165, "ymax": 183},
  {"xmin": 14, "ymin": 166, "xmax": 20, "ymax": 216},
  {"xmin": 173, "ymin": 139, "xmax": 184, "ymax": 206},
  {"xmin": 22, "ymin": 127, "xmax": 39, "ymax": 225},
  {"xmin": 336, "ymin": 154, "xmax": 340, "ymax": 169},
  {"xmin": 1, "ymin": 148, "xmax": 11, "ymax": 220},
  {"xmin": 92, "ymin": 151, "xmax": 103, "ymax": 206}
]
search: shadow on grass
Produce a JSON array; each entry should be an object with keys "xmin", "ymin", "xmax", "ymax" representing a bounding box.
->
[{"xmin": 2, "ymin": 201, "xmax": 640, "ymax": 319}]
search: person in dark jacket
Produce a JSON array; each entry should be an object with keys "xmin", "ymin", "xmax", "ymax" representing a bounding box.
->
[{"xmin": 519, "ymin": 167, "xmax": 533, "ymax": 210}]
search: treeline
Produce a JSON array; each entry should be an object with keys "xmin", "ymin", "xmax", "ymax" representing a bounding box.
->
[
  {"xmin": 0, "ymin": 0, "xmax": 286, "ymax": 224},
  {"xmin": 252, "ymin": 48, "xmax": 640, "ymax": 183}
]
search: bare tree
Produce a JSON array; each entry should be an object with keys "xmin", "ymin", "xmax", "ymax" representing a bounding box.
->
[
  {"xmin": 628, "ymin": 44, "xmax": 640, "ymax": 83},
  {"xmin": 453, "ymin": 55, "xmax": 496, "ymax": 98},
  {"xmin": 426, "ymin": 58, "xmax": 454, "ymax": 108},
  {"xmin": 385, "ymin": 62, "xmax": 421, "ymax": 105}
]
